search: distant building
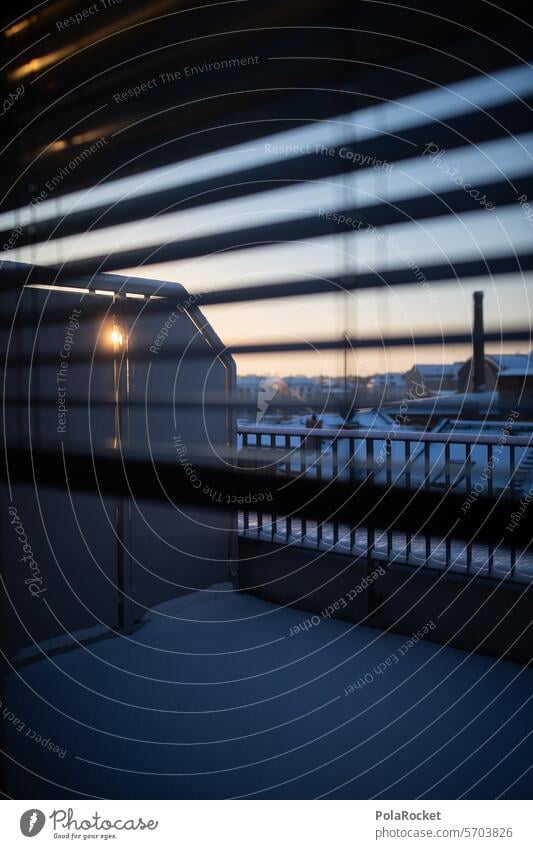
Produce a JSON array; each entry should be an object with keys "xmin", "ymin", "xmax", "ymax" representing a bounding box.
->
[
  {"xmin": 283, "ymin": 375, "xmax": 321, "ymax": 402},
  {"xmin": 457, "ymin": 353, "xmax": 531, "ymax": 393},
  {"xmin": 236, "ymin": 375, "xmax": 311, "ymax": 419},
  {"xmin": 497, "ymin": 363, "xmax": 533, "ymax": 413},
  {"xmin": 404, "ymin": 363, "xmax": 461, "ymax": 396},
  {"xmin": 366, "ymin": 372, "xmax": 406, "ymax": 401},
  {"xmin": 236, "ymin": 375, "xmax": 263, "ymax": 399},
  {"xmin": 237, "ymin": 375, "xmax": 322, "ymax": 402}
]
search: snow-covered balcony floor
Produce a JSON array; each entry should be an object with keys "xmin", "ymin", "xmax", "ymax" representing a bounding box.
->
[{"xmin": 5, "ymin": 584, "xmax": 533, "ymax": 799}]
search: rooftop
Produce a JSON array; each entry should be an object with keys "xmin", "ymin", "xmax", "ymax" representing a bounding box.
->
[{"xmin": 6, "ymin": 584, "xmax": 533, "ymax": 799}]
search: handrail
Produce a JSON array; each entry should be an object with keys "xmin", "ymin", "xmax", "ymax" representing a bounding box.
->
[{"xmin": 238, "ymin": 424, "xmax": 532, "ymax": 447}]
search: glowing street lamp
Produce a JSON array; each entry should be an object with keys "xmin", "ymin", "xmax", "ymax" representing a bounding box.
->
[{"xmin": 111, "ymin": 324, "xmax": 124, "ymax": 350}]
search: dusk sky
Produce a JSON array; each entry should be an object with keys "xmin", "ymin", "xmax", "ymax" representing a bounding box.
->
[{"xmin": 6, "ymin": 63, "xmax": 533, "ymax": 376}]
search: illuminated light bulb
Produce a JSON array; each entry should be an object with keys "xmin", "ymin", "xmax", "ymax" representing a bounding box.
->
[
  {"xmin": 47, "ymin": 140, "xmax": 68, "ymax": 153},
  {"xmin": 10, "ymin": 47, "xmax": 70, "ymax": 80},
  {"xmin": 111, "ymin": 326, "xmax": 124, "ymax": 348},
  {"xmin": 5, "ymin": 18, "xmax": 36, "ymax": 37}
]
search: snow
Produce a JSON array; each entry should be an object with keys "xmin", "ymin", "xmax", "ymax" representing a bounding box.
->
[
  {"xmin": 500, "ymin": 367, "xmax": 533, "ymax": 377},
  {"xmin": 239, "ymin": 520, "xmax": 533, "ymax": 581},
  {"xmin": 5, "ymin": 584, "xmax": 533, "ymax": 799},
  {"xmin": 489, "ymin": 354, "xmax": 531, "ymax": 372},
  {"xmin": 409, "ymin": 364, "xmax": 461, "ymax": 377}
]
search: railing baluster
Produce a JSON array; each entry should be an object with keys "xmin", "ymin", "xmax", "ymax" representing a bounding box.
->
[
  {"xmin": 509, "ymin": 444, "xmax": 517, "ymax": 577},
  {"xmin": 316, "ymin": 431, "xmax": 322, "ymax": 546},
  {"xmin": 386, "ymin": 438, "xmax": 392, "ymax": 556},
  {"xmin": 257, "ymin": 429, "xmax": 264, "ymax": 537},
  {"xmin": 331, "ymin": 437, "xmax": 339, "ymax": 547},
  {"xmin": 367, "ymin": 438, "xmax": 375, "ymax": 559},
  {"xmin": 241, "ymin": 431, "xmax": 249, "ymax": 535},
  {"xmin": 510, "ymin": 536, "xmax": 516, "ymax": 578},
  {"xmin": 405, "ymin": 440, "xmax": 411, "ymax": 560},
  {"xmin": 270, "ymin": 434, "xmax": 277, "ymax": 539},
  {"xmin": 349, "ymin": 437, "xmax": 356, "ymax": 549},
  {"xmin": 285, "ymin": 434, "xmax": 292, "ymax": 539},
  {"xmin": 316, "ymin": 434, "xmax": 322, "ymax": 482},
  {"xmin": 424, "ymin": 442, "xmax": 431, "ymax": 564},
  {"xmin": 299, "ymin": 434, "xmax": 307, "ymax": 541},
  {"xmin": 487, "ymin": 444, "xmax": 494, "ymax": 575},
  {"xmin": 367, "ymin": 438, "xmax": 375, "ymax": 482},
  {"xmin": 445, "ymin": 441, "xmax": 451, "ymax": 569},
  {"xmin": 465, "ymin": 443, "xmax": 472, "ymax": 572}
]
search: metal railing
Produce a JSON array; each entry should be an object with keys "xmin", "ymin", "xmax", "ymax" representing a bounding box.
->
[{"xmin": 237, "ymin": 424, "xmax": 533, "ymax": 582}]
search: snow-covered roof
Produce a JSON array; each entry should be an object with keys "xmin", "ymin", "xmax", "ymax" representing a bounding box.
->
[
  {"xmin": 487, "ymin": 353, "xmax": 531, "ymax": 371},
  {"xmin": 499, "ymin": 365, "xmax": 533, "ymax": 378},
  {"xmin": 384, "ymin": 390, "xmax": 497, "ymax": 415},
  {"xmin": 369, "ymin": 372, "xmax": 405, "ymax": 386},
  {"xmin": 409, "ymin": 363, "xmax": 461, "ymax": 378},
  {"xmin": 237, "ymin": 375, "xmax": 263, "ymax": 385},
  {"xmin": 283, "ymin": 376, "xmax": 318, "ymax": 385}
]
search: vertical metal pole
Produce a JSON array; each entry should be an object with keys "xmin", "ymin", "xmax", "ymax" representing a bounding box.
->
[{"xmin": 113, "ymin": 298, "xmax": 126, "ymax": 630}]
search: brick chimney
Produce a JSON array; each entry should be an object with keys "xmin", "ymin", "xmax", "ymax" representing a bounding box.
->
[{"xmin": 472, "ymin": 290, "xmax": 485, "ymax": 392}]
